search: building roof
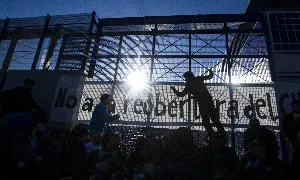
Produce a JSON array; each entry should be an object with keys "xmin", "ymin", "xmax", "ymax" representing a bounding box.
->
[{"xmin": 244, "ymin": 0, "xmax": 300, "ymax": 14}]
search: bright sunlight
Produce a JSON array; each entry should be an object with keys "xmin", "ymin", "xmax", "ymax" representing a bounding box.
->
[{"xmin": 125, "ymin": 69, "xmax": 149, "ymax": 93}]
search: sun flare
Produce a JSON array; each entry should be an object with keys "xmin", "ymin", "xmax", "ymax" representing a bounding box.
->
[{"xmin": 126, "ymin": 70, "xmax": 149, "ymax": 93}]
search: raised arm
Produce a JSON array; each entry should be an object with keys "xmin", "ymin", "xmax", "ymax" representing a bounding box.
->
[
  {"xmin": 170, "ymin": 86, "xmax": 188, "ymax": 97},
  {"xmin": 195, "ymin": 69, "xmax": 213, "ymax": 81}
]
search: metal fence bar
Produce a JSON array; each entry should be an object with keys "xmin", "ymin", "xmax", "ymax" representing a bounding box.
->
[
  {"xmin": 1, "ymin": 27, "xmax": 22, "ymax": 71},
  {"xmin": 31, "ymin": 15, "xmax": 51, "ymax": 70}
]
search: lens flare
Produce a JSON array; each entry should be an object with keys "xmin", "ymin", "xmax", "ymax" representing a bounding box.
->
[{"xmin": 126, "ymin": 70, "xmax": 149, "ymax": 93}]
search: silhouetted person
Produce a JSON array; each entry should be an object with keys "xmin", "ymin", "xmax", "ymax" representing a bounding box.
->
[
  {"xmin": 88, "ymin": 94, "xmax": 120, "ymax": 140},
  {"xmin": 170, "ymin": 70, "xmax": 225, "ymax": 137},
  {"xmin": 200, "ymin": 131, "xmax": 239, "ymax": 180},
  {"xmin": 282, "ymin": 100, "xmax": 300, "ymax": 177},
  {"xmin": 0, "ymin": 79, "xmax": 46, "ymax": 136},
  {"xmin": 14, "ymin": 121, "xmax": 47, "ymax": 179},
  {"xmin": 282, "ymin": 100, "xmax": 300, "ymax": 148},
  {"xmin": 229, "ymin": 132, "xmax": 288, "ymax": 180},
  {"xmin": 244, "ymin": 118, "xmax": 278, "ymax": 153},
  {"xmin": 0, "ymin": 79, "xmax": 44, "ymax": 117}
]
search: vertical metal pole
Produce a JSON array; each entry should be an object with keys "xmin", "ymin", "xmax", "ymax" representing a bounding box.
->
[
  {"xmin": 111, "ymin": 36, "xmax": 123, "ymax": 97},
  {"xmin": 0, "ymin": 18, "xmax": 10, "ymax": 43},
  {"xmin": 263, "ymin": 13, "xmax": 287, "ymax": 163},
  {"xmin": 43, "ymin": 25, "xmax": 60, "ymax": 70},
  {"xmin": 1, "ymin": 27, "xmax": 22, "ymax": 71},
  {"xmin": 188, "ymin": 34, "xmax": 192, "ymax": 71},
  {"xmin": 0, "ymin": 18, "xmax": 10, "ymax": 91},
  {"xmin": 89, "ymin": 21, "xmax": 102, "ymax": 78},
  {"xmin": 149, "ymin": 24, "xmax": 157, "ymax": 81},
  {"xmin": 81, "ymin": 11, "xmax": 96, "ymax": 72},
  {"xmin": 188, "ymin": 33, "xmax": 192, "ymax": 128},
  {"xmin": 148, "ymin": 24, "xmax": 157, "ymax": 127},
  {"xmin": 225, "ymin": 22, "xmax": 236, "ymax": 149},
  {"xmin": 262, "ymin": 13, "xmax": 277, "ymax": 82},
  {"xmin": 32, "ymin": 15, "xmax": 51, "ymax": 70}
]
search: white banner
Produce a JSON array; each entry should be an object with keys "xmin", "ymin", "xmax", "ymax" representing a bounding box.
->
[
  {"xmin": 78, "ymin": 83, "xmax": 280, "ymax": 129},
  {"xmin": 49, "ymin": 74, "xmax": 84, "ymax": 123}
]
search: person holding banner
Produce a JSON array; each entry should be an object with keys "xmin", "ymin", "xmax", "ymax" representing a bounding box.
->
[
  {"xmin": 170, "ymin": 70, "xmax": 225, "ymax": 138},
  {"xmin": 88, "ymin": 94, "xmax": 120, "ymax": 139}
]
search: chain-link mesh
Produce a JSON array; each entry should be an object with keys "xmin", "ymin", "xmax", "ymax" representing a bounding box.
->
[
  {"xmin": 0, "ymin": 13, "xmax": 280, "ymax": 156},
  {"xmin": 81, "ymin": 15, "xmax": 277, "ymax": 156},
  {"xmin": 0, "ymin": 13, "xmax": 94, "ymax": 71}
]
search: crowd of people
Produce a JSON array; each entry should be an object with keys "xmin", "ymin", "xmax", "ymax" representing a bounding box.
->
[
  {"xmin": 0, "ymin": 116, "xmax": 297, "ymax": 180},
  {"xmin": 0, "ymin": 73, "xmax": 300, "ymax": 179},
  {"xmin": 0, "ymin": 92, "xmax": 299, "ymax": 180}
]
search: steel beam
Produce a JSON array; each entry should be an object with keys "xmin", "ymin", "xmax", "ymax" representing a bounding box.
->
[
  {"xmin": 54, "ymin": 36, "xmax": 67, "ymax": 70},
  {"xmin": 148, "ymin": 24, "xmax": 158, "ymax": 127},
  {"xmin": 43, "ymin": 25, "xmax": 60, "ymax": 69},
  {"xmin": 31, "ymin": 15, "xmax": 51, "ymax": 70},
  {"xmin": 101, "ymin": 29, "xmax": 263, "ymax": 36},
  {"xmin": 225, "ymin": 22, "xmax": 236, "ymax": 149},
  {"xmin": 149, "ymin": 24, "xmax": 157, "ymax": 81},
  {"xmin": 1, "ymin": 27, "xmax": 22, "ymax": 71},
  {"xmin": 88, "ymin": 22, "xmax": 102, "ymax": 78},
  {"xmin": 0, "ymin": 18, "xmax": 10, "ymax": 42},
  {"xmin": 111, "ymin": 36, "xmax": 124, "ymax": 98},
  {"xmin": 96, "ymin": 54, "xmax": 269, "ymax": 59},
  {"xmin": 81, "ymin": 11, "xmax": 96, "ymax": 72},
  {"xmin": 99, "ymin": 14, "xmax": 263, "ymax": 26}
]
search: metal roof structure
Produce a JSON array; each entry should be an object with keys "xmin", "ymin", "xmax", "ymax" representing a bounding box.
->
[{"xmin": 0, "ymin": 0, "xmax": 299, "ymax": 156}]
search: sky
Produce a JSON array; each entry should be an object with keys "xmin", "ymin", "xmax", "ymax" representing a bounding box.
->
[{"xmin": 0, "ymin": 0, "xmax": 249, "ymax": 19}]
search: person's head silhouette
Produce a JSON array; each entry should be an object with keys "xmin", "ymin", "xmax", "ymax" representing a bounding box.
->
[
  {"xmin": 23, "ymin": 79, "xmax": 36, "ymax": 92},
  {"xmin": 100, "ymin": 94, "xmax": 111, "ymax": 105},
  {"xmin": 183, "ymin": 71, "xmax": 194, "ymax": 82},
  {"xmin": 291, "ymin": 100, "xmax": 300, "ymax": 113}
]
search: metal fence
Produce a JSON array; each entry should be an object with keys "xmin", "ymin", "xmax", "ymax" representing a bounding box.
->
[{"xmin": 0, "ymin": 12, "xmax": 282, "ymax": 156}]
